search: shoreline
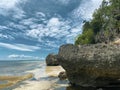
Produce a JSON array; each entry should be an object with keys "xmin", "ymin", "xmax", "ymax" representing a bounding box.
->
[
  {"xmin": 0, "ymin": 73, "xmax": 33, "ymax": 89},
  {"xmin": 0, "ymin": 66, "xmax": 68, "ymax": 90},
  {"xmin": 14, "ymin": 66, "xmax": 67, "ymax": 90}
]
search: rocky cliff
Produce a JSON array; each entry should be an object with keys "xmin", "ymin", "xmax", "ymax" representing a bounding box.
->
[
  {"xmin": 57, "ymin": 44, "xmax": 120, "ymax": 87},
  {"xmin": 46, "ymin": 54, "xmax": 59, "ymax": 66}
]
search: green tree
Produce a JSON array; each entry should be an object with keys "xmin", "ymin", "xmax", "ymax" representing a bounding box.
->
[
  {"xmin": 75, "ymin": 0, "xmax": 120, "ymax": 45},
  {"xmin": 75, "ymin": 29, "xmax": 94, "ymax": 45}
]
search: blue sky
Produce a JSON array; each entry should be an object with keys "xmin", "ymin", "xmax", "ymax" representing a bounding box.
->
[{"xmin": 0, "ymin": 0, "xmax": 102, "ymax": 60}]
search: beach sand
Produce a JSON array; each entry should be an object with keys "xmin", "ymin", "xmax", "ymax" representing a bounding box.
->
[
  {"xmin": 45, "ymin": 66, "xmax": 65, "ymax": 77},
  {"xmin": 13, "ymin": 81, "xmax": 53, "ymax": 90},
  {"xmin": 12, "ymin": 66, "xmax": 66, "ymax": 90}
]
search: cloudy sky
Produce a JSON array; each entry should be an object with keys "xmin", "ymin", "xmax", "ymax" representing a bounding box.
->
[{"xmin": 0, "ymin": 0, "xmax": 102, "ymax": 60}]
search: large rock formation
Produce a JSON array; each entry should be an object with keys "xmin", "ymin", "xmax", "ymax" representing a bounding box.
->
[
  {"xmin": 46, "ymin": 54, "xmax": 59, "ymax": 66},
  {"xmin": 57, "ymin": 44, "xmax": 120, "ymax": 87}
]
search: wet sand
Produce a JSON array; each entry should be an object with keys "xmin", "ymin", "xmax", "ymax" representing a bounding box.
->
[
  {"xmin": 13, "ymin": 81, "xmax": 53, "ymax": 90},
  {"xmin": 13, "ymin": 66, "xmax": 66, "ymax": 90},
  {"xmin": 0, "ymin": 73, "xmax": 33, "ymax": 89}
]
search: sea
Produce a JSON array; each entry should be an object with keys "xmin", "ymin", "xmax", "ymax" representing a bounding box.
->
[{"xmin": 0, "ymin": 60, "xmax": 69, "ymax": 90}]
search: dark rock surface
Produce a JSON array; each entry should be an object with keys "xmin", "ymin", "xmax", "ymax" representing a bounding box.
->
[
  {"xmin": 46, "ymin": 54, "xmax": 59, "ymax": 66},
  {"xmin": 58, "ymin": 71, "xmax": 67, "ymax": 80},
  {"xmin": 57, "ymin": 44, "xmax": 120, "ymax": 87}
]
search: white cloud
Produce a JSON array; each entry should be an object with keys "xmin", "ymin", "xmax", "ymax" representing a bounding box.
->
[
  {"xmin": 0, "ymin": 42, "xmax": 40, "ymax": 51},
  {"xmin": 0, "ymin": 0, "xmax": 26, "ymax": 18},
  {"xmin": 0, "ymin": 25, "xmax": 9, "ymax": 30},
  {"xmin": 72, "ymin": 0, "xmax": 103, "ymax": 20},
  {"xmin": 26, "ymin": 17, "xmax": 71, "ymax": 41},
  {"xmin": 36, "ymin": 12, "xmax": 46, "ymax": 18},
  {"xmin": 65, "ymin": 25, "xmax": 83, "ymax": 43},
  {"xmin": 0, "ymin": 34, "xmax": 14, "ymax": 40},
  {"xmin": 12, "ymin": 8, "xmax": 26, "ymax": 19},
  {"xmin": 8, "ymin": 22, "xmax": 26, "ymax": 30},
  {"xmin": 0, "ymin": 0, "xmax": 27, "ymax": 10},
  {"xmin": 0, "ymin": 0, "xmax": 19, "ymax": 9},
  {"xmin": 20, "ymin": 18, "xmax": 36, "ymax": 26},
  {"xmin": 8, "ymin": 54, "xmax": 39, "ymax": 59},
  {"xmin": 45, "ymin": 41, "xmax": 59, "ymax": 48},
  {"xmin": 25, "ymin": 16, "xmax": 83, "ymax": 47},
  {"xmin": 47, "ymin": 18, "xmax": 61, "ymax": 27},
  {"xmin": 0, "ymin": 34, "xmax": 8, "ymax": 39},
  {"xmin": 0, "ymin": 0, "xmax": 19, "ymax": 16}
]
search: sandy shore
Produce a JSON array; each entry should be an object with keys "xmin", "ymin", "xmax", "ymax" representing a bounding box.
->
[
  {"xmin": 0, "ymin": 73, "xmax": 33, "ymax": 89},
  {"xmin": 45, "ymin": 66, "xmax": 65, "ymax": 77},
  {"xmin": 13, "ymin": 81, "xmax": 53, "ymax": 90},
  {"xmin": 13, "ymin": 66, "xmax": 65, "ymax": 90}
]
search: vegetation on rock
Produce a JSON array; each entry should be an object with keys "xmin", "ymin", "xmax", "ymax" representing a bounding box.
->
[{"xmin": 75, "ymin": 0, "xmax": 120, "ymax": 45}]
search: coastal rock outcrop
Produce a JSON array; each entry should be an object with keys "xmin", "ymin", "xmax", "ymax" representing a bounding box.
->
[
  {"xmin": 58, "ymin": 44, "xmax": 120, "ymax": 87},
  {"xmin": 46, "ymin": 54, "xmax": 59, "ymax": 66},
  {"xmin": 58, "ymin": 71, "xmax": 67, "ymax": 80}
]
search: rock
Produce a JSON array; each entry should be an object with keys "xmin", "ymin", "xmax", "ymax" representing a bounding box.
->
[
  {"xmin": 46, "ymin": 54, "xmax": 59, "ymax": 66},
  {"xmin": 58, "ymin": 71, "xmax": 67, "ymax": 80},
  {"xmin": 57, "ymin": 44, "xmax": 120, "ymax": 87}
]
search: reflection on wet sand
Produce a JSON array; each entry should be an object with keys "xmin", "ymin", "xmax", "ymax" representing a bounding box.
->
[{"xmin": 0, "ymin": 73, "xmax": 33, "ymax": 89}]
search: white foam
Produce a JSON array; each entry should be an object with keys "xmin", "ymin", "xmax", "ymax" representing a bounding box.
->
[
  {"xmin": 26, "ymin": 66, "xmax": 47, "ymax": 80},
  {"xmin": 26, "ymin": 65, "xmax": 65, "ymax": 79},
  {"xmin": 14, "ymin": 65, "xmax": 65, "ymax": 90}
]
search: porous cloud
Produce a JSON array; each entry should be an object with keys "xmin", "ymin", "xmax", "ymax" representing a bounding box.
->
[{"xmin": 25, "ymin": 17, "xmax": 80, "ymax": 45}]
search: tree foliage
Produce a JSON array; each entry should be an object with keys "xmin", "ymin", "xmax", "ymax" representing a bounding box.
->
[{"xmin": 75, "ymin": 0, "xmax": 120, "ymax": 45}]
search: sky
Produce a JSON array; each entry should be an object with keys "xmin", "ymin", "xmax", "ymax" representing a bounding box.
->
[{"xmin": 0, "ymin": 0, "xmax": 102, "ymax": 60}]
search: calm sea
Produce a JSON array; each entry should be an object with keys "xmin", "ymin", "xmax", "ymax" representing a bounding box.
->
[
  {"xmin": 0, "ymin": 60, "xmax": 43, "ymax": 76},
  {"xmin": 0, "ymin": 60, "xmax": 69, "ymax": 90}
]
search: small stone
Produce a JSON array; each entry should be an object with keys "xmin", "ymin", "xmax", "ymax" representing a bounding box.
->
[{"xmin": 58, "ymin": 71, "xmax": 67, "ymax": 80}]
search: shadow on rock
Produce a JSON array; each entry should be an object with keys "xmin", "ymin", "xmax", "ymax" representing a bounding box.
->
[{"xmin": 66, "ymin": 85, "xmax": 120, "ymax": 90}]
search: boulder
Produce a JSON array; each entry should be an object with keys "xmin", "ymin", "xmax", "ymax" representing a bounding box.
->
[
  {"xmin": 57, "ymin": 44, "xmax": 120, "ymax": 87},
  {"xmin": 58, "ymin": 71, "xmax": 67, "ymax": 80},
  {"xmin": 46, "ymin": 54, "xmax": 59, "ymax": 66}
]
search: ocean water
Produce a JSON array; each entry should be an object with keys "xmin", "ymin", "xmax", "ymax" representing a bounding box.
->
[
  {"xmin": 0, "ymin": 60, "xmax": 69, "ymax": 90},
  {"xmin": 0, "ymin": 60, "xmax": 43, "ymax": 76}
]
